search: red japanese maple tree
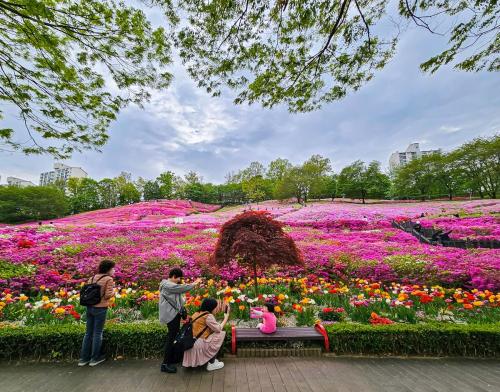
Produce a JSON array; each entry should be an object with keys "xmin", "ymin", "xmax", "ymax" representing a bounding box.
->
[{"xmin": 212, "ymin": 211, "xmax": 303, "ymax": 295}]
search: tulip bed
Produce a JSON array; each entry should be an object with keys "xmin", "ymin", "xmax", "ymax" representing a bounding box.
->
[
  {"xmin": 0, "ymin": 199, "xmax": 499, "ymax": 358},
  {"xmin": 1, "ymin": 277, "xmax": 499, "ymax": 328}
]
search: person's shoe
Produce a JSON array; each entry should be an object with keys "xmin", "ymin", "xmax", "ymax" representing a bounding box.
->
[
  {"xmin": 161, "ymin": 364, "xmax": 177, "ymax": 373},
  {"xmin": 207, "ymin": 361, "xmax": 224, "ymax": 371},
  {"xmin": 89, "ymin": 357, "xmax": 106, "ymax": 367},
  {"xmin": 78, "ymin": 360, "xmax": 90, "ymax": 367}
]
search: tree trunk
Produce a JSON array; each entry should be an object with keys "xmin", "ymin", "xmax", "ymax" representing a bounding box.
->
[{"xmin": 253, "ymin": 261, "xmax": 259, "ymax": 297}]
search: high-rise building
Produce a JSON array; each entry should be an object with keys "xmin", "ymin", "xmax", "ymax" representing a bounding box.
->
[
  {"xmin": 7, "ymin": 176, "xmax": 35, "ymax": 187},
  {"xmin": 389, "ymin": 143, "xmax": 441, "ymax": 171},
  {"xmin": 39, "ymin": 163, "xmax": 88, "ymax": 186}
]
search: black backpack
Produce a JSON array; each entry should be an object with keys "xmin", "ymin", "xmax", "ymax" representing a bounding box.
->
[
  {"xmin": 80, "ymin": 275, "xmax": 109, "ymax": 306},
  {"xmin": 174, "ymin": 312, "xmax": 210, "ymax": 351}
]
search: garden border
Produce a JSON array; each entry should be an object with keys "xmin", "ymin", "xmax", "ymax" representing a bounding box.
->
[{"xmin": 1, "ymin": 322, "xmax": 498, "ymax": 361}]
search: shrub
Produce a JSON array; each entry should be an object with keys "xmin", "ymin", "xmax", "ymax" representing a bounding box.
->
[
  {"xmin": 0, "ymin": 322, "xmax": 498, "ymax": 360},
  {"xmin": 325, "ymin": 323, "xmax": 500, "ymax": 357},
  {"xmin": 0, "ymin": 260, "xmax": 36, "ymax": 280},
  {"xmin": 212, "ymin": 211, "xmax": 303, "ymax": 295}
]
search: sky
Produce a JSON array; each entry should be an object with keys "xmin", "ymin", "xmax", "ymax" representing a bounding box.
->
[{"xmin": 0, "ymin": 8, "xmax": 499, "ymax": 185}]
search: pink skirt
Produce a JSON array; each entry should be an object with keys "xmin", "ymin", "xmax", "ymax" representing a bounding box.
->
[{"xmin": 182, "ymin": 331, "xmax": 226, "ymax": 367}]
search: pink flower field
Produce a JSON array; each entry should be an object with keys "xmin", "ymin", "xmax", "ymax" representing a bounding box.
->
[{"xmin": 0, "ymin": 199, "xmax": 499, "ymax": 291}]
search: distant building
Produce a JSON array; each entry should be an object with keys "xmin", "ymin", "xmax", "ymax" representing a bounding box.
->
[
  {"xmin": 39, "ymin": 163, "xmax": 88, "ymax": 186},
  {"xmin": 389, "ymin": 143, "xmax": 441, "ymax": 171},
  {"xmin": 7, "ymin": 176, "xmax": 35, "ymax": 187}
]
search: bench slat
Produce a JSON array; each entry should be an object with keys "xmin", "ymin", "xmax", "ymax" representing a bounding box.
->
[{"xmin": 235, "ymin": 327, "xmax": 323, "ymax": 341}]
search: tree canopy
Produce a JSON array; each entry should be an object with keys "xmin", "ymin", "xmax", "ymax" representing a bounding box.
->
[
  {"xmin": 212, "ymin": 210, "xmax": 303, "ymax": 294},
  {"xmin": 337, "ymin": 160, "xmax": 390, "ymax": 203},
  {"xmin": 0, "ymin": 185, "xmax": 68, "ymax": 222},
  {"xmin": 0, "ymin": 0, "xmax": 172, "ymax": 158},
  {"xmin": 1, "ymin": 0, "xmax": 497, "ymax": 157},
  {"xmin": 161, "ymin": 0, "xmax": 498, "ymax": 112}
]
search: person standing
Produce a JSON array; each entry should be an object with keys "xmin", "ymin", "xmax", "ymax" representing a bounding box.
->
[
  {"xmin": 78, "ymin": 260, "xmax": 115, "ymax": 367},
  {"xmin": 159, "ymin": 268, "xmax": 202, "ymax": 373}
]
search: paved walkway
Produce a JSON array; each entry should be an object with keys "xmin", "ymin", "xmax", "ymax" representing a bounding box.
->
[{"xmin": 1, "ymin": 357, "xmax": 499, "ymax": 392}]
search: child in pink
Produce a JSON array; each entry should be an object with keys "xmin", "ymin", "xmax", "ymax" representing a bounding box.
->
[{"xmin": 252, "ymin": 303, "xmax": 277, "ymax": 334}]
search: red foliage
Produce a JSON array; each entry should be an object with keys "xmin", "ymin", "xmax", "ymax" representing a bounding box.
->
[{"xmin": 211, "ymin": 211, "xmax": 303, "ymax": 271}]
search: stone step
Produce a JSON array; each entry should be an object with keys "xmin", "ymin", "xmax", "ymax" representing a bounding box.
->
[{"xmin": 236, "ymin": 347, "xmax": 322, "ymax": 357}]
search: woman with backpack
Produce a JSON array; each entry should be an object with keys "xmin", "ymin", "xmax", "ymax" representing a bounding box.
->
[
  {"xmin": 183, "ymin": 298, "xmax": 230, "ymax": 371},
  {"xmin": 78, "ymin": 259, "xmax": 115, "ymax": 367}
]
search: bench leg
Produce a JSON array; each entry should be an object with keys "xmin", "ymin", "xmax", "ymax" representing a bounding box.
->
[
  {"xmin": 231, "ymin": 324, "xmax": 237, "ymax": 355},
  {"xmin": 315, "ymin": 323, "xmax": 330, "ymax": 353}
]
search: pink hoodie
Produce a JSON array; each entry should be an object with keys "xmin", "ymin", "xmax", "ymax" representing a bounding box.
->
[{"xmin": 253, "ymin": 310, "xmax": 276, "ymax": 334}]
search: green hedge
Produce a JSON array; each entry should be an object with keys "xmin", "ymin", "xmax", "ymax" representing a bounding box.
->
[
  {"xmin": 326, "ymin": 323, "xmax": 500, "ymax": 357},
  {"xmin": 1, "ymin": 322, "xmax": 499, "ymax": 361},
  {"xmin": 0, "ymin": 323, "xmax": 167, "ymax": 361}
]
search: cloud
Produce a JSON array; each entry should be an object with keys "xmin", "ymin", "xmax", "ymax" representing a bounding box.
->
[
  {"xmin": 1, "ymin": 23, "xmax": 499, "ymax": 184},
  {"xmin": 440, "ymin": 126, "xmax": 462, "ymax": 134},
  {"xmin": 144, "ymin": 81, "xmax": 239, "ymax": 148}
]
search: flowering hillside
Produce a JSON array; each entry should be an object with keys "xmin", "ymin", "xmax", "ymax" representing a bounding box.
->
[
  {"xmin": 47, "ymin": 199, "xmax": 221, "ymax": 226},
  {"xmin": 1, "ymin": 199, "xmax": 499, "ymax": 328},
  {"xmin": 0, "ymin": 199, "xmax": 498, "ymax": 292}
]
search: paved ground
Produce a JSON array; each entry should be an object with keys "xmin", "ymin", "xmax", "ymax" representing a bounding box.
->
[{"xmin": 1, "ymin": 357, "xmax": 499, "ymax": 392}]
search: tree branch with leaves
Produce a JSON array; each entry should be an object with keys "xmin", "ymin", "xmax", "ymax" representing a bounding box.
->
[{"xmin": 0, "ymin": 0, "xmax": 172, "ymax": 158}]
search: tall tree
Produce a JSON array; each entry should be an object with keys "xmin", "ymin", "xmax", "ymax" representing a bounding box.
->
[
  {"xmin": 116, "ymin": 179, "xmax": 141, "ymax": 205},
  {"xmin": 426, "ymin": 152, "xmax": 464, "ymax": 200},
  {"xmin": 274, "ymin": 155, "xmax": 332, "ymax": 203},
  {"xmin": 242, "ymin": 175, "xmax": 271, "ymax": 202},
  {"xmin": 234, "ymin": 162, "xmax": 266, "ymax": 183},
  {"xmin": 0, "ymin": 0, "xmax": 172, "ymax": 157},
  {"xmin": 454, "ymin": 135, "xmax": 500, "ymax": 199},
  {"xmin": 143, "ymin": 180, "xmax": 162, "ymax": 201},
  {"xmin": 337, "ymin": 160, "xmax": 390, "ymax": 203},
  {"xmin": 267, "ymin": 158, "xmax": 293, "ymax": 182},
  {"xmin": 392, "ymin": 157, "xmax": 434, "ymax": 200},
  {"xmin": 157, "ymin": 171, "xmax": 175, "ymax": 199},
  {"xmin": 0, "ymin": 185, "xmax": 68, "ymax": 223},
  {"xmin": 98, "ymin": 178, "xmax": 119, "ymax": 209},
  {"xmin": 66, "ymin": 177, "xmax": 100, "ymax": 213}
]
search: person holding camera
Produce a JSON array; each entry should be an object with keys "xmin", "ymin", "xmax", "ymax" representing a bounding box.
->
[
  {"xmin": 183, "ymin": 298, "xmax": 230, "ymax": 371},
  {"xmin": 159, "ymin": 268, "xmax": 202, "ymax": 373}
]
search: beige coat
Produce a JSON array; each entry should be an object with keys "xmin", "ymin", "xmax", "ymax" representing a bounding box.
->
[{"xmin": 87, "ymin": 274, "xmax": 114, "ymax": 307}]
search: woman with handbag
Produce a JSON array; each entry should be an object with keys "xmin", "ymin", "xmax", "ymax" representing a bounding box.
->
[
  {"xmin": 159, "ymin": 268, "xmax": 202, "ymax": 373},
  {"xmin": 183, "ymin": 298, "xmax": 230, "ymax": 371}
]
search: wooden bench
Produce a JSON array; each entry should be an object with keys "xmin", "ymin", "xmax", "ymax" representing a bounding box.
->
[{"xmin": 231, "ymin": 324, "xmax": 330, "ymax": 355}]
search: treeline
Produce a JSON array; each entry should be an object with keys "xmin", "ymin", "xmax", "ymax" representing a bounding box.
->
[
  {"xmin": 392, "ymin": 136, "xmax": 499, "ymax": 200},
  {"xmin": 0, "ymin": 135, "xmax": 497, "ymax": 223}
]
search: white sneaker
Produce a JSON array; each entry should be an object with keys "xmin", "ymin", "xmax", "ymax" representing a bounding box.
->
[
  {"xmin": 207, "ymin": 361, "xmax": 224, "ymax": 371},
  {"xmin": 78, "ymin": 361, "xmax": 89, "ymax": 367}
]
